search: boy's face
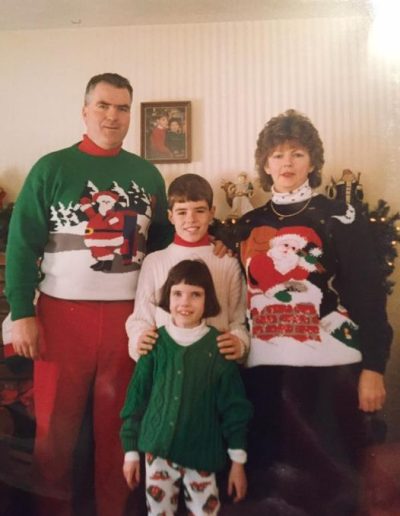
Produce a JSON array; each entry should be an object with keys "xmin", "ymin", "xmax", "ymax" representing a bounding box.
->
[
  {"xmin": 157, "ymin": 116, "xmax": 169, "ymax": 128},
  {"xmin": 170, "ymin": 121, "xmax": 180, "ymax": 133},
  {"xmin": 168, "ymin": 200, "xmax": 215, "ymax": 243}
]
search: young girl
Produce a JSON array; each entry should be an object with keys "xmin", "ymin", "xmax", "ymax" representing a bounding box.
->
[{"xmin": 120, "ymin": 259, "xmax": 252, "ymax": 515}]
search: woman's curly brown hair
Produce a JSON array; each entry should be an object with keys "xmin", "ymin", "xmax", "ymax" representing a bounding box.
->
[{"xmin": 255, "ymin": 109, "xmax": 324, "ymax": 191}]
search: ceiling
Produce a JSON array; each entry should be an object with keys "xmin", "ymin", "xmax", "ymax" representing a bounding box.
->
[{"xmin": 0, "ymin": 0, "xmax": 371, "ymax": 32}]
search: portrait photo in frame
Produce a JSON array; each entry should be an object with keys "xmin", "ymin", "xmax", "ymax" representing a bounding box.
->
[{"xmin": 140, "ymin": 101, "xmax": 191, "ymax": 163}]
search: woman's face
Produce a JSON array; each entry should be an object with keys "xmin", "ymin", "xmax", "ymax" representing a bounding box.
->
[{"xmin": 265, "ymin": 141, "xmax": 314, "ymax": 193}]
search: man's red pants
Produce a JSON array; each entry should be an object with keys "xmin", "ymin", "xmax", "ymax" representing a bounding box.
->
[{"xmin": 33, "ymin": 294, "xmax": 135, "ymax": 516}]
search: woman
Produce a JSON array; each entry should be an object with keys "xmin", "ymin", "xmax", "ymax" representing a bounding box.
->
[{"xmin": 229, "ymin": 109, "xmax": 392, "ymax": 514}]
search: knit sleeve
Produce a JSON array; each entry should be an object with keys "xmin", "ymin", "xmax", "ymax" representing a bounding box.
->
[
  {"xmin": 5, "ymin": 158, "xmax": 53, "ymax": 320},
  {"xmin": 146, "ymin": 168, "xmax": 173, "ymax": 253},
  {"xmin": 224, "ymin": 257, "xmax": 250, "ymax": 351},
  {"xmin": 125, "ymin": 254, "xmax": 159, "ymax": 360},
  {"xmin": 217, "ymin": 364, "xmax": 253, "ymax": 450},
  {"xmin": 329, "ymin": 205, "xmax": 392, "ymax": 373},
  {"xmin": 120, "ymin": 353, "xmax": 155, "ymax": 453}
]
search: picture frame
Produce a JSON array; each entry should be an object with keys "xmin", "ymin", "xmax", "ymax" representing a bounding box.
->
[{"xmin": 140, "ymin": 101, "xmax": 192, "ymax": 163}]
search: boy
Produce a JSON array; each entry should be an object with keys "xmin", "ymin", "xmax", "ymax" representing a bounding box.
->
[{"xmin": 126, "ymin": 173, "xmax": 249, "ymax": 361}]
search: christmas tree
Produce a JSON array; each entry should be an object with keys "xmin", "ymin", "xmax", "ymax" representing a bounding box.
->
[{"xmin": 361, "ymin": 200, "xmax": 400, "ymax": 295}]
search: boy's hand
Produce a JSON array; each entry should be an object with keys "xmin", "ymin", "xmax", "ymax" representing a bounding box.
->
[
  {"xmin": 358, "ymin": 369, "xmax": 386, "ymax": 412},
  {"xmin": 123, "ymin": 460, "xmax": 141, "ymax": 490},
  {"xmin": 227, "ymin": 462, "xmax": 247, "ymax": 502},
  {"xmin": 217, "ymin": 332, "xmax": 245, "ymax": 361},
  {"xmin": 137, "ymin": 328, "xmax": 158, "ymax": 355}
]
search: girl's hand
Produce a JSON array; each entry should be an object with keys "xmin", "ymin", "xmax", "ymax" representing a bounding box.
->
[
  {"xmin": 227, "ymin": 462, "xmax": 247, "ymax": 502},
  {"xmin": 123, "ymin": 460, "xmax": 141, "ymax": 490},
  {"xmin": 137, "ymin": 328, "xmax": 158, "ymax": 355},
  {"xmin": 217, "ymin": 332, "xmax": 246, "ymax": 361},
  {"xmin": 358, "ymin": 369, "xmax": 386, "ymax": 412}
]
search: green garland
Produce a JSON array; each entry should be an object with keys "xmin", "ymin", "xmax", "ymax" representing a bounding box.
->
[{"xmin": 361, "ymin": 199, "xmax": 400, "ymax": 295}]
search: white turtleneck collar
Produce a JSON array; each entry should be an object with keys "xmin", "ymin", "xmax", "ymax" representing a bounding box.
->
[
  {"xmin": 271, "ymin": 180, "xmax": 313, "ymax": 205},
  {"xmin": 165, "ymin": 319, "xmax": 210, "ymax": 346}
]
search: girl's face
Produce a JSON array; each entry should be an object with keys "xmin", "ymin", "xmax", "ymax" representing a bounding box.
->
[
  {"xmin": 265, "ymin": 141, "xmax": 314, "ymax": 193},
  {"xmin": 170, "ymin": 282, "xmax": 205, "ymax": 328}
]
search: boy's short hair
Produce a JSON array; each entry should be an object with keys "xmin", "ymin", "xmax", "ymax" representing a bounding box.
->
[
  {"xmin": 158, "ymin": 259, "xmax": 221, "ymax": 318},
  {"xmin": 168, "ymin": 174, "xmax": 213, "ymax": 209},
  {"xmin": 255, "ymin": 109, "xmax": 324, "ymax": 191}
]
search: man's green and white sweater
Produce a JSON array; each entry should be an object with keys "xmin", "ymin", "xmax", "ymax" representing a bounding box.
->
[{"xmin": 5, "ymin": 144, "xmax": 170, "ymax": 320}]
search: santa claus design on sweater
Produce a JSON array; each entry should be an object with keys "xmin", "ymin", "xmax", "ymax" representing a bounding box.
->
[
  {"xmin": 245, "ymin": 225, "xmax": 361, "ymax": 367},
  {"xmin": 80, "ymin": 190, "xmax": 138, "ymax": 272},
  {"xmin": 247, "ymin": 226, "xmax": 323, "ymax": 322},
  {"xmin": 47, "ymin": 180, "xmax": 153, "ymax": 273}
]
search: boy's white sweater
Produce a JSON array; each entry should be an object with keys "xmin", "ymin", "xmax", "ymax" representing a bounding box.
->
[{"xmin": 126, "ymin": 241, "xmax": 248, "ymax": 360}]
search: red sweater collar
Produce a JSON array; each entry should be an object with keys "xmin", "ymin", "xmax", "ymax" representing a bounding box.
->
[
  {"xmin": 174, "ymin": 234, "xmax": 211, "ymax": 247},
  {"xmin": 78, "ymin": 134, "xmax": 121, "ymax": 157}
]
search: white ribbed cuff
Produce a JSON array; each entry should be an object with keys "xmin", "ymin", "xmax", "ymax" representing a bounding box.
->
[
  {"xmin": 124, "ymin": 451, "xmax": 140, "ymax": 463},
  {"xmin": 228, "ymin": 449, "xmax": 247, "ymax": 464}
]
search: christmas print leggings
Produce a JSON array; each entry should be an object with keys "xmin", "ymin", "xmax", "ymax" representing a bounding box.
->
[{"xmin": 145, "ymin": 453, "xmax": 220, "ymax": 515}]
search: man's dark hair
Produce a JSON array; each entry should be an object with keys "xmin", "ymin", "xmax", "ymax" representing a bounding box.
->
[
  {"xmin": 158, "ymin": 259, "xmax": 221, "ymax": 319},
  {"xmin": 84, "ymin": 73, "xmax": 133, "ymax": 104},
  {"xmin": 167, "ymin": 173, "xmax": 213, "ymax": 209}
]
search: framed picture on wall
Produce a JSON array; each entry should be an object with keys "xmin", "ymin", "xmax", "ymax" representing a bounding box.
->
[{"xmin": 140, "ymin": 101, "xmax": 191, "ymax": 163}]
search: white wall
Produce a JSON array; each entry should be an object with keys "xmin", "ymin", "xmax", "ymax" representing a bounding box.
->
[{"xmin": 1, "ymin": 18, "xmax": 399, "ymax": 204}]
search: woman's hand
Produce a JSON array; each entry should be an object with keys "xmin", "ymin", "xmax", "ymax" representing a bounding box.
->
[
  {"xmin": 137, "ymin": 328, "xmax": 158, "ymax": 356},
  {"xmin": 227, "ymin": 462, "xmax": 247, "ymax": 502},
  {"xmin": 210, "ymin": 237, "xmax": 233, "ymax": 258},
  {"xmin": 358, "ymin": 369, "xmax": 386, "ymax": 412}
]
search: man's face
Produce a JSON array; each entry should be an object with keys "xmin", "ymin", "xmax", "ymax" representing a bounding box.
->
[{"xmin": 82, "ymin": 82, "xmax": 131, "ymax": 150}]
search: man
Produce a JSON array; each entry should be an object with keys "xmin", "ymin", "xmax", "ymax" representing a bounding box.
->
[{"xmin": 5, "ymin": 73, "xmax": 171, "ymax": 516}]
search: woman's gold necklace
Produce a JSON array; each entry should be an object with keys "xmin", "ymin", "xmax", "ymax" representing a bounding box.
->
[{"xmin": 270, "ymin": 196, "xmax": 312, "ymax": 220}]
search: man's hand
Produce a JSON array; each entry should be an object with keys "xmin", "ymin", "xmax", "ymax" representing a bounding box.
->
[
  {"xmin": 123, "ymin": 460, "xmax": 141, "ymax": 490},
  {"xmin": 137, "ymin": 328, "xmax": 158, "ymax": 356},
  {"xmin": 217, "ymin": 332, "xmax": 245, "ymax": 361},
  {"xmin": 227, "ymin": 462, "xmax": 247, "ymax": 502},
  {"xmin": 12, "ymin": 317, "xmax": 40, "ymax": 360},
  {"xmin": 358, "ymin": 369, "xmax": 386, "ymax": 412}
]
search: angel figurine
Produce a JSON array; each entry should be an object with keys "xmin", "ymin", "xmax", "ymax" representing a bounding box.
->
[{"xmin": 221, "ymin": 172, "xmax": 254, "ymax": 218}]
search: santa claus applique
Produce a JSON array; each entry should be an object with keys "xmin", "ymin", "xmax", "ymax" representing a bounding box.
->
[
  {"xmin": 247, "ymin": 226, "xmax": 324, "ymax": 344},
  {"xmin": 81, "ymin": 190, "xmax": 138, "ymax": 272}
]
